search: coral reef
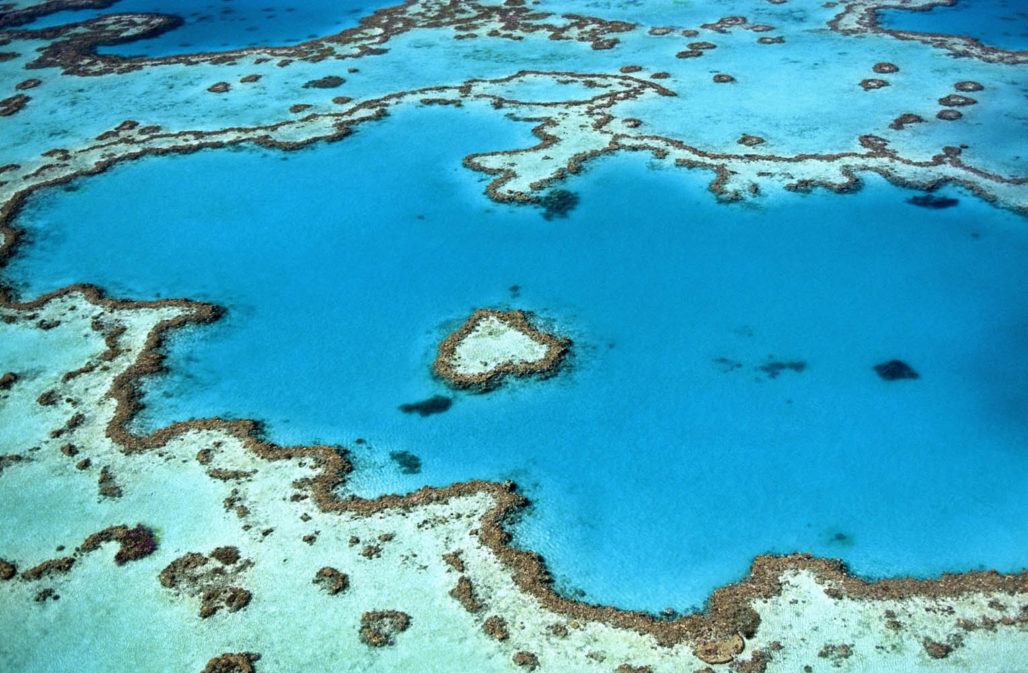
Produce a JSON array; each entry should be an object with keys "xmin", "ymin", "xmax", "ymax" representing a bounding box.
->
[
  {"xmin": 79, "ymin": 524, "xmax": 157, "ymax": 565},
  {"xmin": 450, "ymin": 575, "xmax": 486, "ymax": 613},
  {"xmin": 359, "ymin": 610, "xmax": 411, "ymax": 647},
  {"xmin": 483, "ymin": 615, "xmax": 509, "ymax": 640},
  {"xmin": 303, "ymin": 76, "xmax": 345, "ymax": 89},
  {"xmin": 313, "ymin": 567, "xmax": 349, "ymax": 595},
  {"xmin": 0, "ymin": 1, "xmax": 1026, "ymax": 670},
  {"xmin": 433, "ymin": 309, "xmax": 570, "ymax": 390},
  {"xmin": 201, "ymin": 652, "xmax": 260, "ymax": 673},
  {"xmin": 859, "ymin": 78, "xmax": 889, "ymax": 90},
  {"xmin": 159, "ymin": 549, "xmax": 253, "ymax": 618}
]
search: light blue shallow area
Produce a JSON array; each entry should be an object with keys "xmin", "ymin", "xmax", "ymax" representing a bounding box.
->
[
  {"xmin": 22, "ymin": 0, "xmax": 381, "ymax": 56},
  {"xmin": 6, "ymin": 102, "xmax": 1028, "ymax": 612},
  {"xmin": 880, "ymin": 0, "xmax": 1028, "ymax": 51}
]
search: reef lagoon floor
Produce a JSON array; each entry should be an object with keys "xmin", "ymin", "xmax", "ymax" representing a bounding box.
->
[{"xmin": 1, "ymin": 1, "xmax": 1026, "ymax": 672}]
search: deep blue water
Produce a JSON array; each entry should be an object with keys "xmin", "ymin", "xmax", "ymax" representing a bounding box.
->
[
  {"xmin": 880, "ymin": 0, "xmax": 1028, "ymax": 51},
  {"xmin": 22, "ymin": 0, "xmax": 383, "ymax": 56},
  {"xmin": 7, "ymin": 103, "xmax": 1028, "ymax": 611}
]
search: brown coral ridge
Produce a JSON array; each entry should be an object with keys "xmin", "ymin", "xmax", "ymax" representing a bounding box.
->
[
  {"xmin": 0, "ymin": 93, "xmax": 29, "ymax": 116},
  {"xmin": 303, "ymin": 75, "xmax": 346, "ymax": 88},
  {"xmin": 201, "ymin": 652, "xmax": 260, "ymax": 673},
  {"xmin": 955, "ymin": 80, "xmax": 983, "ymax": 92},
  {"xmin": 443, "ymin": 550, "xmax": 466, "ymax": 572},
  {"xmin": 888, "ymin": 113, "xmax": 924, "ymax": 130},
  {"xmin": 0, "ymin": 3, "xmax": 1015, "ymax": 218},
  {"xmin": 615, "ymin": 129, "xmax": 1024, "ymax": 212},
  {"xmin": 432, "ymin": 309, "xmax": 571, "ymax": 390},
  {"xmin": 0, "ymin": 559, "xmax": 16, "ymax": 580},
  {"xmin": 513, "ymin": 651, "xmax": 540, "ymax": 669},
  {"xmin": 0, "ymin": 0, "xmax": 122, "ymax": 30},
  {"xmin": 20, "ymin": 557, "xmax": 75, "ymax": 581},
  {"xmin": 458, "ymin": 80, "xmax": 1020, "ymax": 214},
  {"xmin": 360, "ymin": 610, "xmax": 411, "ymax": 647},
  {"xmin": 313, "ymin": 567, "xmax": 349, "ymax": 595},
  {"xmin": 859, "ymin": 78, "xmax": 888, "ymax": 90},
  {"xmin": 4, "ymin": 0, "xmax": 636, "ymax": 78},
  {"xmin": 701, "ymin": 15, "xmax": 748, "ymax": 33},
  {"xmin": 828, "ymin": 0, "xmax": 1028, "ymax": 65},
  {"xmin": 0, "ymin": 70, "xmax": 665, "ymax": 266},
  {"xmin": 79, "ymin": 524, "xmax": 157, "ymax": 564},
  {"xmin": 2, "ymin": 244, "xmax": 1028, "ymax": 658},
  {"xmin": 0, "ymin": 371, "xmax": 17, "ymax": 389},
  {"xmin": 692, "ymin": 633, "xmax": 745, "ymax": 664},
  {"xmin": 98, "ymin": 465, "xmax": 123, "ymax": 497},
  {"xmin": 922, "ymin": 638, "xmax": 953, "ymax": 658},
  {"xmin": 159, "ymin": 548, "xmax": 253, "ymax": 618},
  {"xmin": 0, "ymin": 72, "xmax": 1025, "ymax": 659},
  {"xmin": 0, "ymin": 453, "xmax": 28, "ymax": 477},
  {"xmin": 939, "ymin": 93, "xmax": 976, "ymax": 107},
  {"xmin": 483, "ymin": 615, "xmax": 509, "ymax": 640},
  {"xmin": 450, "ymin": 575, "xmax": 486, "ymax": 612},
  {"xmin": 732, "ymin": 648, "xmax": 772, "ymax": 672}
]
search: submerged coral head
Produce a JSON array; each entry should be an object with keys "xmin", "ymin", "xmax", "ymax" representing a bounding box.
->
[
  {"xmin": 908, "ymin": 194, "xmax": 959, "ymax": 209},
  {"xmin": 540, "ymin": 189, "xmax": 579, "ymax": 220},
  {"xmin": 874, "ymin": 360, "xmax": 919, "ymax": 381}
]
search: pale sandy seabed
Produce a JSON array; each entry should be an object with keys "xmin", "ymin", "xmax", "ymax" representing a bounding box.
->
[{"xmin": 450, "ymin": 316, "xmax": 550, "ymax": 376}]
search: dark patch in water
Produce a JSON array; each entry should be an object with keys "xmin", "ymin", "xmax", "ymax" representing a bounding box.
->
[
  {"xmin": 540, "ymin": 189, "xmax": 579, "ymax": 220},
  {"xmin": 874, "ymin": 359, "xmax": 919, "ymax": 381},
  {"xmin": 758, "ymin": 360, "xmax": 806, "ymax": 378},
  {"xmin": 714, "ymin": 356, "xmax": 743, "ymax": 372},
  {"xmin": 389, "ymin": 450, "xmax": 422, "ymax": 474},
  {"xmin": 398, "ymin": 395, "xmax": 452, "ymax": 416},
  {"xmin": 908, "ymin": 194, "xmax": 959, "ymax": 209},
  {"xmin": 828, "ymin": 531, "xmax": 855, "ymax": 547}
]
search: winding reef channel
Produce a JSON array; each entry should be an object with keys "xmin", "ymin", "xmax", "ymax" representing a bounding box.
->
[{"xmin": 1, "ymin": 0, "xmax": 1027, "ymax": 671}]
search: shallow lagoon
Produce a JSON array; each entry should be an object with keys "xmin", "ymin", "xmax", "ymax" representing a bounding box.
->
[{"xmin": 7, "ymin": 102, "xmax": 1028, "ymax": 611}]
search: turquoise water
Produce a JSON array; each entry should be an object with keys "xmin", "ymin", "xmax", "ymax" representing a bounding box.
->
[
  {"xmin": 880, "ymin": 0, "xmax": 1028, "ymax": 51},
  {"xmin": 23, "ymin": 0, "xmax": 380, "ymax": 56},
  {"xmin": 7, "ymin": 102, "xmax": 1028, "ymax": 612}
]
